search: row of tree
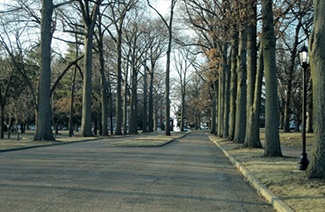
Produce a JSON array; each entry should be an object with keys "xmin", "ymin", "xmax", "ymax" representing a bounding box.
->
[
  {"xmin": 1, "ymin": 0, "xmax": 324, "ymax": 178},
  {"xmin": 0, "ymin": 1, "xmax": 168, "ymax": 138},
  {"xmin": 174, "ymin": 0, "xmax": 324, "ymax": 179},
  {"xmin": 0, "ymin": 0, "xmax": 208, "ymax": 138}
]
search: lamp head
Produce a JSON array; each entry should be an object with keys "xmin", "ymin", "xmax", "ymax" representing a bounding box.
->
[{"xmin": 299, "ymin": 45, "xmax": 309, "ymax": 68}]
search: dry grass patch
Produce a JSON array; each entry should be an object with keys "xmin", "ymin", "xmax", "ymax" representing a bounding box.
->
[
  {"xmin": 214, "ymin": 137, "xmax": 325, "ymax": 212},
  {"xmin": 106, "ymin": 133, "xmax": 186, "ymax": 147},
  {"xmin": 260, "ymin": 129, "xmax": 314, "ymax": 149},
  {"xmin": 0, "ymin": 131, "xmax": 98, "ymax": 151}
]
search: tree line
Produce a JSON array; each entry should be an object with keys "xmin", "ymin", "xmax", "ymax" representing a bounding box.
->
[{"xmin": 176, "ymin": 0, "xmax": 324, "ymax": 179}]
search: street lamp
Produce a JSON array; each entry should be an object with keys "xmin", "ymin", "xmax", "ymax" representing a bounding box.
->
[{"xmin": 298, "ymin": 44, "xmax": 309, "ymax": 170}]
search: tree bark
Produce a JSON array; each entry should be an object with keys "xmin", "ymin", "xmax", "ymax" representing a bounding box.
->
[
  {"xmin": 34, "ymin": 0, "xmax": 54, "ymax": 141},
  {"xmin": 233, "ymin": 29, "xmax": 247, "ymax": 144},
  {"xmin": 223, "ymin": 43, "xmax": 230, "ymax": 138},
  {"xmin": 217, "ymin": 64, "xmax": 224, "ymax": 137},
  {"xmin": 69, "ymin": 66, "xmax": 77, "ymax": 137},
  {"xmin": 243, "ymin": 1, "xmax": 262, "ymax": 148},
  {"xmin": 98, "ymin": 13, "xmax": 108, "ymax": 136},
  {"xmin": 164, "ymin": 0, "xmax": 176, "ymax": 136},
  {"xmin": 284, "ymin": 21, "xmax": 302, "ymax": 132},
  {"xmin": 148, "ymin": 65, "xmax": 154, "ymax": 132},
  {"xmin": 115, "ymin": 28, "xmax": 123, "ymax": 135},
  {"xmin": 181, "ymin": 78, "xmax": 186, "ymax": 131},
  {"xmin": 244, "ymin": 42, "xmax": 263, "ymax": 148},
  {"xmin": 129, "ymin": 63, "xmax": 138, "ymax": 134},
  {"xmin": 210, "ymin": 80, "xmax": 217, "ymax": 134},
  {"xmin": 80, "ymin": 1, "xmax": 101, "ymax": 137},
  {"xmin": 307, "ymin": 0, "xmax": 325, "ymax": 178},
  {"xmin": 261, "ymin": 0, "xmax": 282, "ymax": 156},
  {"xmin": 307, "ymin": 80, "xmax": 313, "ymax": 133},
  {"xmin": 142, "ymin": 63, "xmax": 148, "ymax": 132},
  {"xmin": 228, "ymin": 26, "xmax": 238, "ymax": 141},
  {"xmin": 123, "ymin": 59, "xmax": 129, "ymax": 135}
]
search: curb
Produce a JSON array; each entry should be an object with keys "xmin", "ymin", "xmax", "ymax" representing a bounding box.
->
[
  {"xmin": 0, "ymin": 132, "xmax": 189, "ymax": 152},
  {"xmin": 208, "ymin": 136, "xmax": 294, "ymax": 212},
  {"xmin": 0, "ymin": 137, "xmax": 99, "ymax": 153},
  {"xmin": 108, "ymin": 132, "xmax": 190, "ymax": 148}
]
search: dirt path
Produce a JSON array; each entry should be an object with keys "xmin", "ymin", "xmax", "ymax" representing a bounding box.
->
[{"xmin": 0, "ymin": 132, "xmax": 273, "ymax": 211}]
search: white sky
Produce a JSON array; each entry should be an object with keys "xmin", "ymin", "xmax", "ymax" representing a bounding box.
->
[{"xmin": 154, "ymin": 0, "xmax": 170, "ymax": 15}]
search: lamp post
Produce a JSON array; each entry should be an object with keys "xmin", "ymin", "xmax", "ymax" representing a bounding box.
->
[{"xmin": 298, "ymin": 44, "xmax": 309, "ymax": 170}]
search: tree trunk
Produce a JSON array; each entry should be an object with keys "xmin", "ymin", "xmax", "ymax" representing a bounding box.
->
[
  {"xmin": 130, "ymin": 65, "xmax": 138, "ymax": 134},
  {"xmin": 217, "ymin": 64, "xmax": 224, "ymax": 137},
  {"xmin": 234, "ymin": 29, "xmax": 247, "ymax": 144},
  {"xmin": 0, "ymin": 107, "xmax": 4, "ymax": 139},
  {"xmin": 148, "ymin": 68, "xmax": 154, "ymax": 132},
  {"xmin": 123, "ymin": 61, "xmax": 129, "ymax": 135},
  {"xmin": 34, "ymin": 0, "xmax": 54, "ymax": 141},
  {"xmin": 261, "ymin": 0, "xmax": 282, "ymax": 156},
  {"xmin": 244, "ymin": 1, "xmax": 262, "ymax": 148},
  {"xmin": 180, "ymin": 84, "xmax": 185, "ymax": 131},
  {"xmin": 98, "ymin": 14, "xmax": 108, "ymax": 136},
  {"xmin": 81, "ymin": 33, "xmax": 93, "ymax": 136},
  {"xmin": 142, "ymin": 64, "xmax": 148, "ymax": 133},
  {"xmin": 115, "ymin": 30, "xmax": 123, "ymax": 135},
  {"xmin": 307, "ymin": 0, "xmax": 325, "ymax": 178},
  {"xmin": 69, "ymin": 67, "xmax": 77, "ymax": 137},
  {"xmin": 228, "ymin": 26, "xmax": 238, "ymax": 141},
  {"xmin": 164, "ymin": 0, "xmax": 177, "ymax": 136},
  {"xmin": 81, "ymin": 2, "xmax": 100, "ymax": 137},
  {"xmin": 284, "ymin": 22, "xmax": 302, "ymax": 132},
  {"xmin": 223, "ymin": 43, "xmax": 230, "ymax": 138},
  {"xmin": 210, "ymin": 80, "xmax": 217, "ymax": 134},
  {"xmin": 244, "ymin": 42, "xmax": 263, "ymax": 148},
  {"xmin": 307, "ymin": 81, "xmax": 313, "ymax": 133},
  {"xmin": 109, "ymin": 86, "xmax": 114, "ymax": 135}
]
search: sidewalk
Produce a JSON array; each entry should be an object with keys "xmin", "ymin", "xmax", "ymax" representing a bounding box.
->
[{"xmin": 209, "ymin": 135, "xmax": 324, "ymax": 212}]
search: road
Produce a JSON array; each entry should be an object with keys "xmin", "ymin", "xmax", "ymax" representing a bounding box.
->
[{"xmin": 0, "ymin": 131, "xmax": 274, "ymax": 212}]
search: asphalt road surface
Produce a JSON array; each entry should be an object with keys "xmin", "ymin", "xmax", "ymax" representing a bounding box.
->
[{"xmin": 0, "ymin": 132, "xmax": 274, "ymax": 212}]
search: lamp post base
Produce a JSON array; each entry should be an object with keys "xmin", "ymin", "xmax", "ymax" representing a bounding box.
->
[{"xmin": 299, "ymin": 153, "xmax": 309, "ymax": 170}]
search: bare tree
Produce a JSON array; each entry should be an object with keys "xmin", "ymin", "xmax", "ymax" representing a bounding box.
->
[
  {"xmin": 307, "ymin": 0, "xmax": 325, "ymax": 178},
  {"xmin": 105, "ymin": 0, "xmax": 138, "ymax": 135},
  {"xmin": 261, "ymin": 0, "xmax": 282, "ymax": 156},
  {"xmin": 75, "ymin": 0, "xmax": 102, "ymax": 137},
  {"xmin": 243, "ymin": 0, "xmax": 262, "ymax": 148},
  {"xmin": 147, "ymin": 0, "xmax": 178, "ymax": 136},
  {"xmin": 34, "ymin": 0, "xmax": 55, "ymax": 141},
  {"xmin": 172, "ymin": 45, "xmax": 193, "ymax": 131}
]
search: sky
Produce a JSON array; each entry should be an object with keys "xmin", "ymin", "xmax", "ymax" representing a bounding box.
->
[{"xmin": 153, "ymin": 0, "xmax": 170, "ymax": 15}]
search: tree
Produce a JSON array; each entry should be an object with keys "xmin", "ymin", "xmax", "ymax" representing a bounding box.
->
[
  {"xmin": 0, "ymin": 15, "xmax": 38, "ymax": 139},
  {"xmin": 307, "ymin": 0, "xmax": 325, "ymax": 178},
  {"xmin": 228, "ymin": 23, "xmax": 238, "ymax": 141},
  {"xmin": 147, "ymin": 0, "xmax": 178, "ymax": 136},
  {"xmin": 34, "ymin": 0, "xmax": 55, "ymax": 141},
  {"xmin": 274, "ymin": 1, "xmax": 313, "ymax": 132},
  {"xmin": 261, "ymin": 0, "xmax": 282, "ymax": 156},
  {"xmin": 146, "ymin": 20, "xmax": 167, "ymax": 132},
  {"xmin": 186, "ymin": 67, "xmax": 210, "ymax": 130},
  {"xmin": 0, "ymin": 59, "xmax": 14, "ymax": 139},
  {"xmin": 124, "ymin": 15, "xmax": 149, "ymax": 134},
  {"xmin": 173, "ymin": 45, "xmax": 193, "ymax": 131},
  {"xmin": 243, "ymin": 0, "xmax": 262, "ymax": 148},
  {"xmin": 179, "ymin": 0, "xmax": 225, "ymax": 135},
  {"xmin": 78, "ymin": 0, "xmax": 102, "ymax": 137},
  {"xmin": 233, "ymin": 3, "xmax": 247, "ymax": 144},
  {"xmin": 138, "ymin": 18, "xmax": 167, "ymax": 132},
  {"xmin": 96, "ymin": 8, "xmax": 109, "ymax": 136},
  {"xmin": 107, "ymin": 0, "xmax": 138, "ymax": 135}
]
